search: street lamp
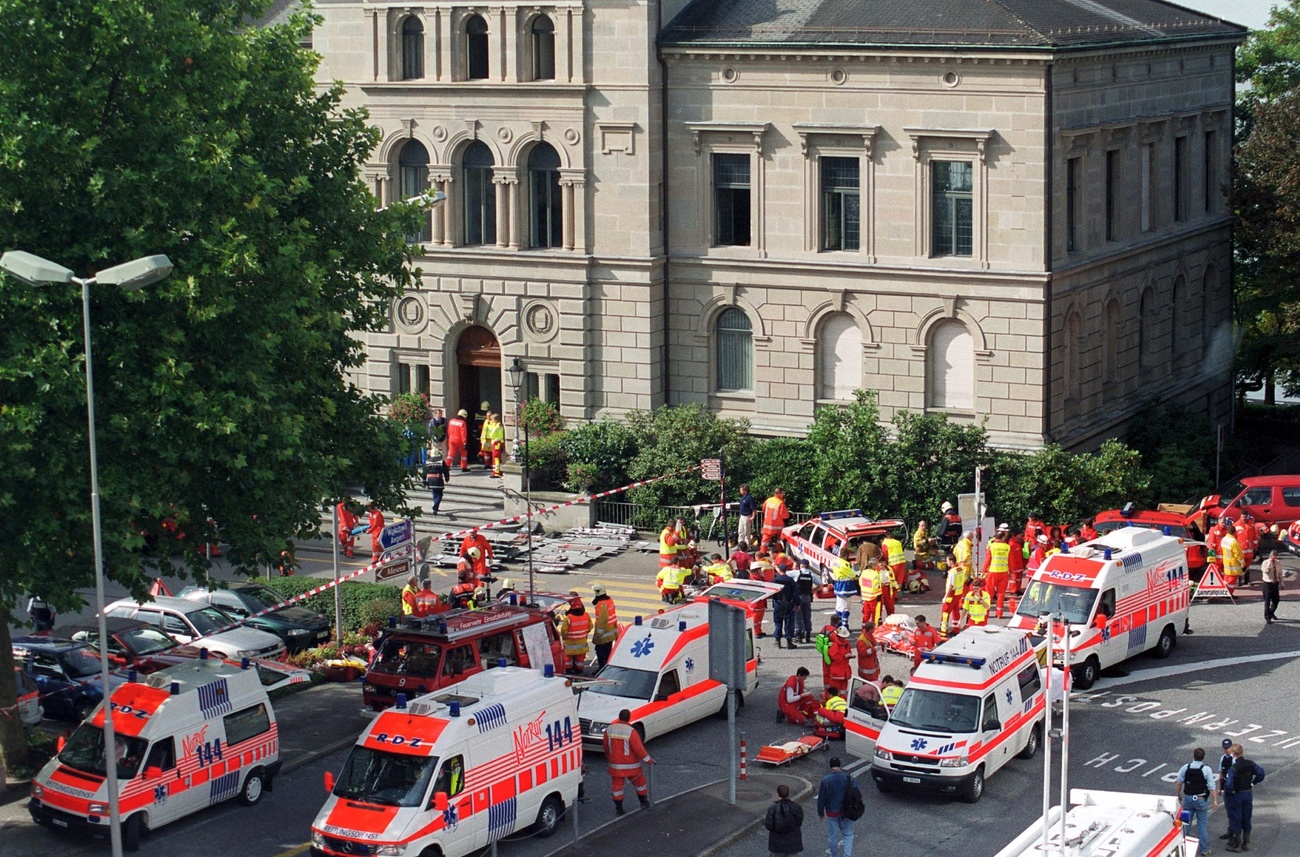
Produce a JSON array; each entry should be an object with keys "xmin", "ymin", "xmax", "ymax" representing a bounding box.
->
[
  {"xmin": 505, "ymin": 357, "xmax": 535, "ymax": 602},
  {"xmin": 0, "ymin": 250, "xmax": 173, "ymax": 857}
]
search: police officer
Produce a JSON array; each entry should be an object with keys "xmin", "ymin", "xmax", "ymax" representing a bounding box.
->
[{"xmin": 792, "ymin": 559, "xmax": 817, "ymax": 644}]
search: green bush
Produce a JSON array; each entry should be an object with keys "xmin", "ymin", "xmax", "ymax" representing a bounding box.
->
[
  {"xmin": 624, "ymin": 403, "xmax": 752, "ymax": 510},
  {"xmin": 258, "ymin": 576, "xmax": 406, "ymax": 633},
  {"xmin": 1126, "ymin": 402, "xmax": 1214, "ymax": 503},
  {"xmin": 520, "ymin": 399, "xmax": 566, "ymax": 435},
  {"xmin": 523, "ymin": 431, "xmax": 570, "ymax": 491},
  {"xmin": 558, "ymin": 419, "xmax": 635, "ymax": 491},
  {"xmin": 358, "ymin": 596, "xmax": 403, "ymax": 630}
]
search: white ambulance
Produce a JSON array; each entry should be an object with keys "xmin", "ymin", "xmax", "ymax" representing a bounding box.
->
[
  {"xmin": 578, "ymin": 597, "xmax": 760, "ymax": 747},
  {"xmin": 310, "ymin": 666, "xmax": 581, "ymax": 857},
  {"xmin": 1007, "ymin": 526, "xmax": 1190, "ymax": 689},
  {"xmin": 995, "ymin": 788, "xmax": 1199, "ymax": 857},
  {"xmin": 863, "ymin": 626, "xmax": 1045, "ymax": 803},
  {"xmin": 29, "ymin": 656, "xmax": 279, "ymax": 851}
]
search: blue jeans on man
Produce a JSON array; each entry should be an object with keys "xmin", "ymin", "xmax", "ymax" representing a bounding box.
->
[
  {"xmin": 1227, "ymin": 789, "xmax": 1254, "ymax": 837},
  {"xmin": 1181, "ymin": 793, "xmax": 1209, "ymax": 853},
  {"xmin": 825, "ymin": 814, "xmax": 854, "ymax": 857},
  {"xmin": 797, "ymin": 593, "xmax": 813, "ymax": 641},
  {"xmin": 774, "ymin": 600, "xmax": 793, "ymax": 643}
]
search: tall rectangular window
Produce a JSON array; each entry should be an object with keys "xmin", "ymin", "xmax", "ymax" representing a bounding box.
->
[
  {"xmin": 1105, "ymin": 150, "xmax": 1120, "ymax": 242},
  {"xmin": 931, "ymin": 160, "xmax": 973, "ymax": 257},
  {"xmin": 397, "ymin": 362, "xmax": 412, "ymax": 395},
  {"xmin": 1174, "ymin": 136, "xmax": 1188, "ymax": 222},
  {"xmin": 1140, "ymin": 143, "xmax": 1154, "ymax": 232},
  {"xmin": 1203, "ymin": 130, "xmax": 1217, "ymax": 213},
  {"xmin": 820, "ymin": 157, "xmax": 860, "ymax": 251},
  {"xmin": 1066, "ymin": 156, "xmax": 1081, "ymax": 253},
  {"xmin": 713, "ymin": 154, "xmax": 751, "ymax": 247}
]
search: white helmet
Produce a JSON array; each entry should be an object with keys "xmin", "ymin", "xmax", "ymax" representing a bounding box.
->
[
  {"xmin": 468, "ymin": 547, "xmax": 481, "ymax": 560},
  {"xmin": 941, "ymin": 501, "xmax": 954, "ymax": 513}
]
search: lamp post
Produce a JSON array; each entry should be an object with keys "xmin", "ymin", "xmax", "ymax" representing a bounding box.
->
[
  {"xmin": 506, "ymin": 357, "xmax": 535, "ymax": 602},
  {"xmin": 0, "ymin": 250, "xmax": 173, "ymax": 857}
]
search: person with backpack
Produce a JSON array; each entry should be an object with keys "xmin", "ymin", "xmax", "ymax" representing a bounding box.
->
[
  {"xmin": 764, "ymin": 782, "xmax": 804, "ymax": 856},
  {"xmin": 817, "ymin": 757, "xmax": 862, "ymax": 857},
  {"xmin": 1176, "ymin": 747, "xmax": 1218, "ymax": 856}
]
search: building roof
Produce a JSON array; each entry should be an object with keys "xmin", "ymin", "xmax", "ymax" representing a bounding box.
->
[{"xmin": 662, "ymin": 0, "xmax": 1246, "ymax": 51}]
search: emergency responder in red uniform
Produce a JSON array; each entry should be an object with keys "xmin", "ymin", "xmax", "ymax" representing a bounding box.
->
[
  {"xmin": 450, "ymin": 574, "xmax": 476, "ymax": 608},
  {"xmin": 859, "ymin": 563, "xmax": 884, "ymax": 627},
  {"xmin": 818, "ymin": 615, "xmax": 844, "ymax": 690},
  {"xmin": 761, "ymin": 489, "xmax": 790, "ymax": 552},
  {"xmin": 446, "ymin": 408, "xmax": 470, "ymax": 471},
  {"xmin": 1024, "ymin": 515, "xmax": 1046, "ymax": 547},
  {"xmin": 939, "ymin": 552, "xmax": 968, "ymax": 637},
  {"xmin": 1028, "ymin": 533, "xmax": 1049, "ymax": 578},
  {"xmin": 877, "ymin": 558, "xmax": 898, "ymax": 618},
  {"xmin": 856, "ymin": 625, "xmax": 880, "ymax": 685},
  {"xmin": 1008, "ymin": 529, "xmax": 1027, "ymax": 596},
  {"xmin": 413, "ymin": 579, "xmax": 442, "ymax": 618},
  {"xmin": 826, "ymin": 626, "xmax": 853, "ymax": 695},
  {"xmin": 367, "ymin": 505, "xmax": 385, "ymax": 565},
  {"xmin": 1079, "ymin": 518, "xmax": 1099, "ymax": 543},
  {"xmin": 559, "ymin": 603, "xmax": 591, "ymax": 674},
  {"xmin": 604, "ymin": 709, "xmax": 653, "ymax": 815},
  {"xmin": 777, "ymin": 667, "xmax": 819, "ymax": 725},
  {"xmin": 460, "ymin": 529, "xmax": 493, "ymax": 580},
  {"xmin": 982, "ymin": 525, "xmax": 1013, "ymax": 618},
  {"xmin": 401, "ymin": 574, "xmax": 419, "ymax": 616},
  {"xmin": 336, "ymin": 501, "xmax": 359, "ymax": 558},
  {"xmin": 912, "ymin": 615, "xmax": 941, "ymax": 670},
  {"xmin": 591, "ymin": 583, "xmax": 619, "ymax": 669}
]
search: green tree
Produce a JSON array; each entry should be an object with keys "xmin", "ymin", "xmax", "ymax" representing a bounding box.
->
[
  {"xmin": 623, "ymin": 404, "xmax": 751, "ymax": 524},
  {"xmin": 880, "ymin": 410, "xmax": 989, "ymax": 523},
  {"xmin": 0, "ymin": 0, "xmax": 420, "ymax": 768},
  {"xmin": 801, "ymin": 390, "xmax": 891, "ymax": 513}
]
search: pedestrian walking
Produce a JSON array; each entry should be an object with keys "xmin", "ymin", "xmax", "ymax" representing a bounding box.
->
[
  {"xmin": 1224, "ymin": 743, "xmax": 1266, "ymax": 852},
  {"xmin": 446, "ymin": 408, "xmax": 470, "ymax": 471},
  {"xmin": 817, "ymin": 757, "xmax": 856, "ymax": 857},
  {"xmin": 427, "ymin": 407, "xmax": 448, "ymax": 461},
  {"xmin": 1260, "ymin": 550, "xmax": 1283, "ymax": 623},
  {"xmin": 764, "ymin": 783, "xmax": 804, "ymax": 857},
  {"xmin": 336, "ymin": 500, "xmax": 359, "ymax": 558},
  {"xmin": 604, "ymin": 709, "xmax": 653, "ymax": 815},
  {"xmin": 424, "ymin": 457, "xmax": 450, "ymax": 515},
  {"xmin": 591, "ymin": 583, "xmax": 619, "ymax": 668},
  {"xmin": 1176, "ymin": 747, "xmax": 1218, "ymax": 856},
  {"xmin": 367, "ymin": 504, "xmax": 385, "ymax": 565},
  {"xmin": 738, "ymin": 483, "xmax": 758, "ymax": 549}
]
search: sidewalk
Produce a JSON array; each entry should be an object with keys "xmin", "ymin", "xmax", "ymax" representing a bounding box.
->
[{"xmin": 542, "ymin": 771, "xmax": 814, "ymax": 857}]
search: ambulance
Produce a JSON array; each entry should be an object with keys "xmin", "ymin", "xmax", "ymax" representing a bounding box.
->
[
  {"xmin": 578, "ymin": 599, "xmax": 760, "ymax": 747},
  {"xmin": 29, "ymin": 656, "xmax": 279, "ymax": 851},
  {"xmin": 310, "ymin": 666, "xmax": 581, "ymax": 857},
  {"xmin": 1008, "ymin": 526, "xmax": 1190, "ymax": 690},
  {"xmin": 994, "ymin": 788, "xmax": 1199, "ymax": 857},
  {"xmin": 863, "ymin": 626, "xmax": 1045, "ymax": 803}
]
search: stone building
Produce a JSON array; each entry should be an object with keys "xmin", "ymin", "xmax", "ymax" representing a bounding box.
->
[{"xmin": 311, "ymin": 0, "xmax": 1244, "ymax": 450}]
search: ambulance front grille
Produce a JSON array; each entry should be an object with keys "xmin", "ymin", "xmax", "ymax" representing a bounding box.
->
[
  {"xmin": 579, "ymin": 718, "xmax": 593, "ymax": 735},
  {"xmin": 320, "ymin": 835, "xmax": 379, "ymax": 855}
]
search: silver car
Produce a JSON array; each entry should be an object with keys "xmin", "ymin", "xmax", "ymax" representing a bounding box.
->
[{"xmin": 103, "ymin": 595, "xmax": 286, "ymax": 660}]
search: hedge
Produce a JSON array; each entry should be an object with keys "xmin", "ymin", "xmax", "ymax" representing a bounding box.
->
[{"xmin": 258, "ymin": 576, "xmax": 403, "ymax": 633}]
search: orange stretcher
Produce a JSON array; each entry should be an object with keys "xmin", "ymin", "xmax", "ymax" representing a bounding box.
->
[{"xmin": 754, "ymin": 734, "xmax": 829, "ymax": 766}]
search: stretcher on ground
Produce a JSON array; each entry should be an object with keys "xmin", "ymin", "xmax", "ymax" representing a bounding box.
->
[{"xmin": 754, "ymin": 734, "xmax": 828, "ymax": 766}]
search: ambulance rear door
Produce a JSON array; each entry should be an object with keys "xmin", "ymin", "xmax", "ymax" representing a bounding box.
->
[{"xmin": 844, "ymin": 677, "xmax": 886, "ymax": 761}]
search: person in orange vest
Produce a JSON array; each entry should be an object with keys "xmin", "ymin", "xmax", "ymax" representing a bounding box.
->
[
  {"xmin": 1008, "ymin": 528, "xmax": 1027, "ymax": 597},
  {"xmin": 939, "ymin": 552, "xmax": 968, "ymax": 637},
  {"xmin": 460, "ymin": 529, "xmax": 493, "ymax": 580},
  {"xmin": 856, "ymin": 624, "xmax": 881, "ymax": 685},
  {"xmin": 761, "ymin": 489, "xmax": 790, "ymax": 552},
  {"xmin": 591, "ymin": 583, "xmax": 619, "ymax": 668},
  {"xmin": 449, "ymin": 574, "xmax": 476, "ymax": 608},
  {"xmin": 881, "ymin": 530, "xmax": 906, "ymax": 595},
  {"xmin": 559, "ymin": 603, "xmax": 591, "ymax": 674},
  {"xmin": 826, "ymin": 626, "xmax": 854, "ymax": 696},
  {"xmin": 413, "ymin": 579, "xmax": 442, "ymax": 618},
  {"xmin": 336, "ymin": 501, "xmax": 359, "ymax": 558},
  {"xmin": 604, "ymin": 709, "xmax": 653, "ymax": 815},
  {"xmin": 858, "ymin": 562, "xmax": 885, "ymax": 628},
  {"xmin": 446, "ymin": 408, "xmax": 470, "ymax": 472},
  {"xmin": 777, "ymin": 666, "xmax": 818, "ymax": 725},
  {"xmin": 1024, "ymin": 515, "xmax": 1046, "ymax": 548},
  {"xmin": 367, "ymin": 504, "xmax": 385, "ymax": 565},
  {"xmin": 911, "ymin": 615, "xmax": 942, "ymax": 671},
  {"xmin": 817, "ymin": 615, "xmax": 844, "ymax": 690},
  {"xmin": 981, "ymin": 525, "xmax": 1013, "ymax": 618},
  {"xmin": 962, "ymin": 579, "xmax": 992, "ymax": 629}
]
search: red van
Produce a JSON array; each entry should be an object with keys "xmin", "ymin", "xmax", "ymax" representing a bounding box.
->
[{"xmin": 1190, "ymin": 475, "xmax": 1300, "ymax": 544}]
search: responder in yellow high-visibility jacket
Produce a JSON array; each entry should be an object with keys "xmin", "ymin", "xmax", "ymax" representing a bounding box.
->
[
  {"xmin": 981, "ymin": 526, "xmax": 1013, "ymax": 618},
  {"xmin": 1221, "ymin": 529, "xmax": 1245, "ymax": 589},
  {"xmin": 953, "ymin": 530, "xmax": 973, "ymax": 570},
  {"xmin": 658, "ymin": 521, "xmax": 681, "ymax": 569},
  {"xmin": 940, "ymin": 555, "xmax": 968, "ymax": 636},
  {"xmin": 559, "ymin": 603, "xmax": 591, "ymax": 674},
  {"xmin": 830, "ymin": 557, "xmax": 857, "ymax": 627},
  {"xmin": 859, "ymin": 564, "xmax": 884, "ymax": 627},
  {"xmin": 882, "ymin": 532, "xmax": 906, "ymax": 594},
  {"xmin": 705, "ymin": 555, "xmax": 733, "ymax": 584},
  {"xmin": 962, "ymin": 579, "xmax": 992, "ymax": 629}
]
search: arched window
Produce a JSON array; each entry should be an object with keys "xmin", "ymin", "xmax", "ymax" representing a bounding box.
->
[
  {"xmin": 465, "ymin": 14, "xmax": 489, "ymax": 80},
  {"xmin": 1171, "ymin": 275, "xmax": 1186, "ymax": 366},
  {"xmin": 530, "ymin": 15, "xmax": 555, "ymax": 81},
  {"xmin": 400, "ymin": 16, "xmax": 424, "ymax": 80},
  {"xmin": 818, "ymin": 314, "xmax": 861, "ymax": 400},
  {"xmin": 1201, "ymin": 265, "xmax": 1216, "ymax": 352},
  {"xmin": 462, "ymin": 142, "xmax": 496, "ymax": 246},
  {"xmin": 399, "ymin": 140, "xmax": 431, "ymax": 243},
  {"xmin": 528, "ymin": 143, "xmax": 562, "ymax": 249},
  {"xmin": 1138, "ymin": 286, "xmax": 1156, "ymax": 369},
  {"xmin": 927, "ymin": 319, "xmax": 973, "ymax": 411},
  {"xmin": 715, "ymin": 308, "xmax": 753, "ymax": 392},
  {"xmin": 1103, "ymin": 298, "xmax": 1122, "ymax": 384},
  {"xmin": 1063, "ymin": 311, "xmax": 1083, "ymax": 399}
]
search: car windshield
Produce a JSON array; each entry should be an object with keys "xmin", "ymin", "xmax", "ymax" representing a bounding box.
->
[
  {"xmin": 119, "ymin": 627, "xmax": 177, "ymax": 656},
  {"xmin": 235, "ymin": 586, "xmax": 279, "ymax": 610},
  {"xmin": 888, "ymin": 688, "xmax": 980, "ymax": 733},
  {"xmin": 332, "ymin": 746, "xmax": 436, "ymax": 807},
  {"xmin": 587, "ymin": 665, "xmax": 658, "ymax": 700},
  {"xmin": 60, "ymin": 646, "xmax": 105, "ymax": 679},
  {"xmin": 58, "ymin": 724, "xmax": 148, "ymax": 780},
  {"xmin": 1016, "ymin": 580, "xmax": 1099, "ymax": 626},
  {"xmin": 185, "ymin": 607, "xmax": 234, "ymax": 635},
  {"xmin": 371, "ymin": 638, "xmax": 443, "ymax": 677}
]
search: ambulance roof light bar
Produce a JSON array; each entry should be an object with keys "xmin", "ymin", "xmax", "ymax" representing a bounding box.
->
[
  {"xmin": 820, "ymin": 509, "xmax": 865, "ymax": 521},
  {"xmin": 918, "ymin": 651, "xmax": 987, "ymax": 669}
]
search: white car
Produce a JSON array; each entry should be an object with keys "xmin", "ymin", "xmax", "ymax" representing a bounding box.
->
[{"xmin": 104, "ymin": 595, "xmax": 286, "ymax": 660}]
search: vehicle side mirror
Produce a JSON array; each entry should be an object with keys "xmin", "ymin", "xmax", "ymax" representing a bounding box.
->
[
  {"xmin": 324, "ymin": 772, "xmax": 335, "ymax": 793},
  {"xmin": 57, "ymin": 736, "xmax": 67, "ymax": 753},
  {"xmin": 433, "ymin": 791, "xmax": 449, "ymax": 812},
  {"xmin": 985, "ymin": 719, "xmax": 1002, "ymax": 732},
  {"xmin": 145, "ymin": 766, "xmax": 162, "ymax": 780}
]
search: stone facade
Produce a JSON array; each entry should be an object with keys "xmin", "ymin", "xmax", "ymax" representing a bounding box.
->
[{"xmin": 311, "ymin": 0, "xmax": 1242, "ymax": 451}]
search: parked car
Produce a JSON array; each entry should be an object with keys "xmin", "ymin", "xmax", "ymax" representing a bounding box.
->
[
  {"xmin": 11, "ymin": 637, "xmax": 125, "ymax": 723},
  {"xmin": 781, "ymin": 509, "xmax": 907, "ymax": 586},
  {"xmin": 1189, "ymin": 475, "xmax": 1300, "ymax": 546},
  {"xmin": 103, "ymin": 595, "xmax": 286, "ymax": 660},
  {"xmin": 1092, "ymin": 507, "xmax": 1209, "ymax": 580},
  {"xmin": 178, "ymin": 582, "xmax": 331, "ymax": 652}
]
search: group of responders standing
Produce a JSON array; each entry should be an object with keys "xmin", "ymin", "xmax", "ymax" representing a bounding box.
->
[
  {"xmin": 1175, "ymin": 740, "xmax": 1268, "ymax": 855},
  {"xmin": 428, "ymin": 403, "xmax": 506, "ymax": 480},
  {"xmin": 763, "ymin": 757, "xmax": 862, "ymax": 857}
]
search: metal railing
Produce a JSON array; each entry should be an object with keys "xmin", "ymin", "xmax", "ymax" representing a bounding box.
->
[{"xmin": 592, "ymin": 499, "xmax": 815, "ymax": 535}]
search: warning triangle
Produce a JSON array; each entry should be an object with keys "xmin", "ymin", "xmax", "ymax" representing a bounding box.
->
[
  {"xmin": 1193, "ymin": 565, "xmax": 1233, "ymax": 601},
  {"xmin": 148, "ymin": 578, "xmax": 173, "ymax": 597}
]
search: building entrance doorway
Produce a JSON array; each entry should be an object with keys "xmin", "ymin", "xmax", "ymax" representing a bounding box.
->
[{"xmin": 455, "ymin": 325, "xmax": 501, "ymax": 463}]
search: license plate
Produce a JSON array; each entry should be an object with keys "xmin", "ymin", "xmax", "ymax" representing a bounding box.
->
[
  {"xmin": 903, "ymin": 776, "xmax": 921, "ymax": 784},
  {"xmin": 52, "ymin": 819, "xmax": 69, "ymax": 828},
  {"xmin": 317, "ymin": 630, "xmax": 330, "ymax": 640}
]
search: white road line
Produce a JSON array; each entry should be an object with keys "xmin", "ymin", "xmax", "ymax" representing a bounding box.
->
[{"xmin": 1092, "ymin": 649, "xmax": 1300, "ymax": 690}]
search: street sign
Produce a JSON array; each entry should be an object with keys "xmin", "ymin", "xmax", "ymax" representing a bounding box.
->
[
  {"xmin": 379, "ymin": 519, "xmax": 414, "ymax": 551},
  {"xmin": 707, "ymin": 599, "xmax": 747, "ymax": 688},
  {"xmin": 376, "ymin": 557, "xmax": 413, "ymax": 583},
  {"xmin": 701, "ymin": 458, "xmax": 722, "ymax": 481}
]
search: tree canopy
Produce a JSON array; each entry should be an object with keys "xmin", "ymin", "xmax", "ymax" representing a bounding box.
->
[{"xmin": 0, "ymin": 0, "xmax": 420, "ymax": 767}]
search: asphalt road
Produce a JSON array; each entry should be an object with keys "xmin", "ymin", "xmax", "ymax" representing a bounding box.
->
[{"xmin": 6, "ymin": 545, "xmax": 1300, "ymax": 857}]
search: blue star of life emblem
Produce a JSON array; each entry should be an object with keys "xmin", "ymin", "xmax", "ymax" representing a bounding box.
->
[
  {"xmin": 153, "ymin": 784, "xmax": 167, "ymax": 805},
  {"xmin": 1005, "ymin": 688, "xmax": 1013, "ymax": 705},
  {"xmin": 684, "ymin": 657, "xmax": 695, "ymax": 672},
  {"xmin": 442, "ymin": 803, "xmax": 459, "ymax": 831},
  {"xmin": 631, "ymin": 635, "xmax": 655, "ymax": 658},
  {"xmin": 910, "ymin": 737, "xmax": 928, "ymax": 751},
  {"xmin": 1101, "ymin": 623, "xmax": 1112, "ymax": 641}
]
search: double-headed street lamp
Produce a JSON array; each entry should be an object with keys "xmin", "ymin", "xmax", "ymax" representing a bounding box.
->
[
  {"xmin": 505, "ymin": 357, "xmax": 536, "ymax": 603},
  {"xmin": 0, "ymin": 250, "xmax": 173, "ymax": 857}
]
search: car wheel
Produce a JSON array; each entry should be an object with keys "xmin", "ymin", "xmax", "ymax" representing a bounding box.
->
[
  {"xmin": 962, "ymin": 766, "xmax": 985, "ymax": 804},
  {"xmin": 534, "ymin": 794, "xmax": 564, "ymax": 838},
  {"xmin": 238, "ymin": 768, "xmax": 266, "ymax": 806},
  {"xmin": 122, "ymin": 813, "xmax": 145, "ymax": 852},
  {"xmin": 1072, "ymin": 656, "xmax": 1100, "ymax": 690},
  {"xmin": 1017, "ymin": 724, "xmax": 1041, "ymax": 760},
  {"xmin": 1154, "ymin": 625, "xmax": 1176, "ymax": 659}
]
